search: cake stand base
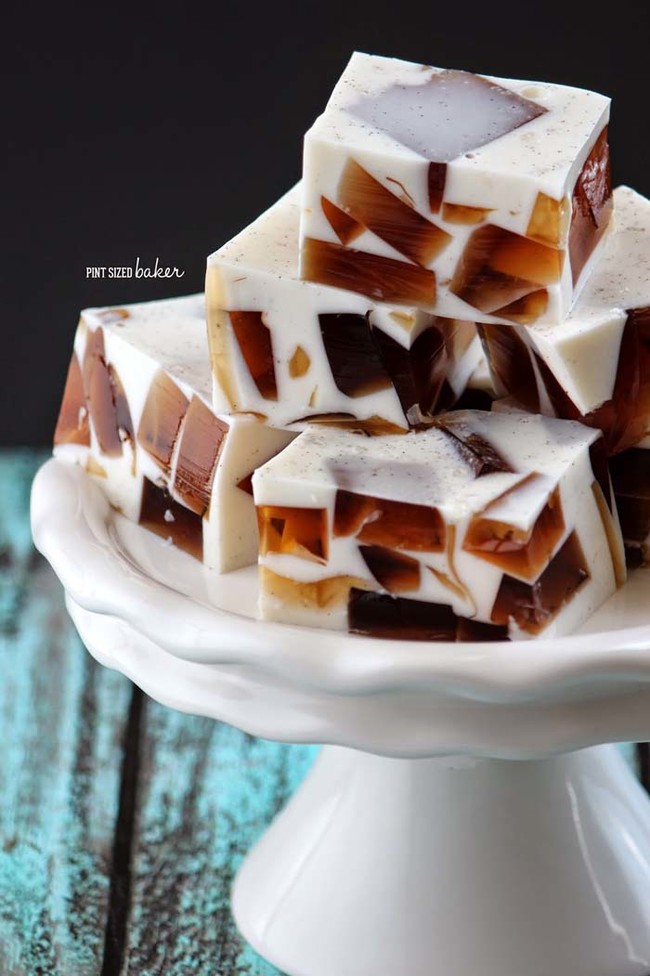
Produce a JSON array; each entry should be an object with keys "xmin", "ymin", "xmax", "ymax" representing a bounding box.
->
[{"xmin": 233, "ymin": 744, "xmax": 650, "ymax": 976}]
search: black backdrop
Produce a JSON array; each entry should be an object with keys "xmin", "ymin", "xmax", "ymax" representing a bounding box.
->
[{"xmin": 5, "ymin": 1, "xmax": 650, "ymax": 445}]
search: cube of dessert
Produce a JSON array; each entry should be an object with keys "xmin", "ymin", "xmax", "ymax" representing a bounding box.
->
[
  {"xmin": 53, "ymin": 294, "xmax": 294, "ymax": 572},
  {"xmin": 479, "ymin": 186, "xmax": 650, "ymax": 455},
  {"xmin": 206, "ymin": 184, "xmax": 481, "ymax": 431},
  {"xmin": 252, "ymin": 412, "xmax": 625, "ymax": 640},
  {"xmin": 300, "ymin": 52, "xmax": 611, "ymax": 326}
]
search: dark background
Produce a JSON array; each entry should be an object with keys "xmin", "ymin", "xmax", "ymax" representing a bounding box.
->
[{"xmin": 5, "ymin": 2, "xmax": 650, "ymax": 445}]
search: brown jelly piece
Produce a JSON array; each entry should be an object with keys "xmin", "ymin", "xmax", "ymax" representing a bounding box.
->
[
  {"xmin": 302, "ymin": 237, "xmax": 436, "ymax": 308},
  {"xmin": 359, "ymin": 544, "xmax": 421, "ymax": 593},
  {"xmin": 137, "ymin": 370, "xmax": 189, "ymax": 473},
  {"xmin": 139, "ymin": 477, "xmax": 203, "ymax": 562},
  {"xmin": 297, "ymin": 413, "xmax": 408, "ymax": 435},
  {"xmin": 452, "ymin": 388, "xmax": 494, "ymax": 412},
  {"xmin": 349, "ymin": 69, "xmax": 545, "ymax": 163},
  {"xmin": 337, "ymin": 159, "xmax": 451, "ymax": 266},
  {"xmin": 371, "ymin": 321, "xmax": 456, "ymax": 420},
  {"xmin": 174, "ymin": 397, "xmax": 228, "ymax": 517},
  {"xmin": 463, "ymin": 479, "xmax": 565, "ymax": 581},
  {"xmin": 456, "ymin": 618, "xmax": 509, "ymax": 642},
  {"xmin": 229, "ymin": 311, "xmax": 278, "ymax": 401},
  {"xmin": 334, "ymin": 490, "xmax": 446, "ymax": 551},
  {"xmin": 54, "ymin": 351, "xmax": 90, "ymax": 447},
  {"xmin": 321, "ymin": 196, "xmax": 363, "ymax": 245},
  {"xmin": 526, "ymin": 192, "xmax": 569, "ymax": 248},
  {"xmin": 236, "ymin": 471, "xmax": 255, "ymax": 496},
  {"xmin": 261, "ymin": 568, "xmax": 366, "ymax": 610},
  {"xmin": 589, "ymin": 439, "xmax": 613, "ymax": 512},
  {"xmin": 609, "ymin": 448, "xmax": 650, "ymax": 554},
  {"xmin": 477, "ymin": 323, "xmax": 539, "ymax": 412},
  {"xmin": 428, "ymin": 163, "xmax": 447, "ymax": 213},
  {"xmin": 450, "ymin": 224, "xmax": 561, "ymax": 320},
  {"xmin": 569, "ymin": 127, "xmax": 613, "ymax": 284},
  {"xmin": 319, "ymin": 313, "xmax": 392, "ymax": 399},
  {"xmin": 437, "ymin": 419, "xmax": 513, "ymax": 477},
  {"xmin": 348, "ymin": 589, "xmax": 458, "ymax": 640},
  {"xmin": 257, "ymin": 505, "xmax": 329, "ymax": 564},
  {"xmin": 82, "ymin": 329, "xmax": 134, "ymax": 457},
  {"xmin": 491, "ymin": 531, "xmax": 589, "ymax": 635}
]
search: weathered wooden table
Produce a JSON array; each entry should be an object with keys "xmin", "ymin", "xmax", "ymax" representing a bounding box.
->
[{"xmin": 1, "ymin": 450, "xmax": 648, "ymax": 976}]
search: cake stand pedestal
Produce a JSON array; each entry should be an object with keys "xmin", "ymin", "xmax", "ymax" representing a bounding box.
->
[
  {"xmin": 234, "ymin": 743, "xmax": 650, "ymax": 976},
  {"xmin": 32, "ymin": 459, "xmax": 650, "ymax": 976}
]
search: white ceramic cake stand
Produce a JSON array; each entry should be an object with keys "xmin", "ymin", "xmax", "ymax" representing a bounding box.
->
[{"xmin": 31, "ymin": 458, "xmax": 650, "ymax": 976}]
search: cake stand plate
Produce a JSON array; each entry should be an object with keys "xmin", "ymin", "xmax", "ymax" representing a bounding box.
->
[{"xmin": 31, "ymin": 459, "xmax": 650, "ymax": 976}]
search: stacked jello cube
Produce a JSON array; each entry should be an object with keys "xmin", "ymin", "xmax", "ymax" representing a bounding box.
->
[{"xmin": 55, "ymin": 51, "xmax": 650, "ymax": 641}]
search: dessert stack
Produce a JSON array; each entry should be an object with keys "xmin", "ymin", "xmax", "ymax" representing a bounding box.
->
[{"xmin": 54, "ymin": 51, "xmax": 650, "ymax": 642}]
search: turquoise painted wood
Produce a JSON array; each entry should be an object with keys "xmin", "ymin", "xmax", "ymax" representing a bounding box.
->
[
  {"xmin": 0, "ymin": 451, "xmax": 132, "ymax": 975},
  {"xmin": 0, "ymin": 451, "xmax": 646, "ymax": 975},
  {"xmin": 122, "ymin": 703, "xmax": 317, "ymax": 975}
]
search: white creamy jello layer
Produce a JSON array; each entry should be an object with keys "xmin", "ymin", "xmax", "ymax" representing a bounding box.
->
[
  {"xmin": 53, "ymin": 294, "xmax": 293, "ymax": 572},
  {"xmin": 479, "ymin": 186, "xmax": 650, "ymax": 455},
  {"xmin": 300, "ymin": 52, "xmax": 611, "ymax": 326},
  {"xmin": 206, "ymin": 184, "xmax": 480, "ymax": 431},
  {"xmin": 253, "ymin": 412, "xmax": 625, "ymax": 640}
]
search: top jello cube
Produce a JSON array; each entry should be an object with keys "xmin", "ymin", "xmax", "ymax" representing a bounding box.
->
[{"xmin": 300, "ymin": 52, "xmax": 611, "ymax": 326}]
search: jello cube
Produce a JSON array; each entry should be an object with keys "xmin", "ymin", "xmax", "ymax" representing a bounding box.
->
[
  {"xmin": 300, "ymin": 52, "xmax": 611, "ymax": 326},
  {"xmin": 252, "ymin": 412, "xmax": 624, "ymax": 640},
  {"xmin": 479, "ymin": 186, "xmax": 650, "ymax": 455},
  {"xmin": 53, "ymin": 294, "xmax": 294, "ymax": 571},
  {"xmin": 206, "ymin": 184, "xmax": 481, "ymax": 431}
]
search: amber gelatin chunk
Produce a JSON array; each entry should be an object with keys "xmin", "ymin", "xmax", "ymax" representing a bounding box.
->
[
  {"xmin": 442, "ymin": 202, "xmax": 491, "ymax": 225},
  {"xmin": 359, "ymin": 544, "xmax": 421, "ymax": 593},
  {"xmin": 288, "ymin": 346, "xmax": 311, "ymax": 378},
  {"xmin": 321, "ymin": 196, "xmax": 363, "ymax": 244},
  {"xmin": 137, "ymin": 370, "xmax": 189, "ymax": 472},
  {"xmin": 262, "ymin": 568, "xmax": 367, "ymax": 610},
  {"xmin": 302, "ymin": 238, "xmax": 436, "ymax": 307},
  {"xmin": 463, "ymin": 480, "xmax": 565, "ymax": 580},
  {"xmin": 139, "ymin": 477, "xmax": 203, "ymax": 561},
  {"xmin": 174, "ymin": 397, "xmax": 228, "ymax": 516},
  {"xmin": 569, "ymin": 127, "xmax": 612, "ymax": 284},
  {"xmin": 450, "ymin": 224, "xmax": 561, "ymax": 321},
  {"xmin": 334, "ymin": 490, "xmax": 445, "ymax": 551},
  {"xmin": 337, "ymin": 159, "xmax": 451, "ymax": 266},
  {"xmin": 257, "ymin": 505, "xmax": 329, "ymax": 563},
  {"xmin": 491, "ymin": 532, "xmax": 589, "ymax": 634},
  {"xmin": 54, "ymin": 351, "xmax": 90, "ymax": 447},
  {"xmin": 526, "ymin": 192, "xmax": 569, "ymax": 247},
  {"xmin": 318, "ymin": 313, "xmax": 392, "ymax": 398},
  {"xmin": 229, "ymin": 311, "xmax": 278, "ymax": 401}
]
